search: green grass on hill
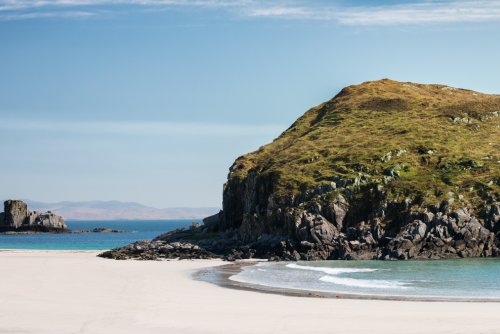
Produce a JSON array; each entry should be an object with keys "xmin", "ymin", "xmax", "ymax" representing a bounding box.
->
[{"xmin": 229, "ymin": 79, "xmax": 500, "ymax": 209}]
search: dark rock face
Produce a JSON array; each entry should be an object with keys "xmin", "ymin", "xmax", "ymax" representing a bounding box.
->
[
  {"xmin": 99, "ymin": 199, "xmax": 500, "ymax": 261},
  {"xmin": 4, "ymin": 200, "xmax": 28, "ymax": 228},
  {"xmin": 0, "ymin": 200, "xmax": 67, "ymax": 232},
  {"xmin": 217, "ymin": 174, "xmax": 500, "ymax": 260}
]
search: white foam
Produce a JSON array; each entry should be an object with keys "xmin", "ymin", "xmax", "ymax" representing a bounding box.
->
[
  {"xmin": 228, "ymin": 274, "xmax": 251, "ymax": 284},
  {"xmin": 286, "ymin": 263, "xmax": 377, "ymax": 275},
  {"xmin": 286, "ymin": 263, "xmax": 410, "ymax": 290},
  {"xmin": 319, "ymin": 275, "xmax": 409, "ymax": 289}
]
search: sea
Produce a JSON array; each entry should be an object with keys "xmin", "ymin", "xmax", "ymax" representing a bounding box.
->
[
  {"xmin": 0, "ymin": 219, "xmax": 196, "ymax": 250},
  {"xmin": 3, "ymin": 219, "xmax": 500, "ymax": 301},
  {"xmin": 229, "ymin": 259, "xmax": 500, "ymax": 300}
]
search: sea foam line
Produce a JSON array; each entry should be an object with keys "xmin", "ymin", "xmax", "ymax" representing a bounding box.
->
[
  {"xmin": 319, "ymin": 275, "xmax": 409, "ymax": 289},
  {"xmin": 286, "ymin": 263, "xmax": 410, "ymax": 290},
  {"xmin": 286, "ymin": 263, "xmax": 377, "ymax": 275}
]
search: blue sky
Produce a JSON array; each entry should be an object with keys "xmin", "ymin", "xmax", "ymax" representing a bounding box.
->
[{"xmin": 1, "ymin": 0, "xmax": 500, "ymax": 208}]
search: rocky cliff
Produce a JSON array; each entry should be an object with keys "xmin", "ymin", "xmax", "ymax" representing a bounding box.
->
[
  {"xmin": 0, "ymin": 200, "xmax": 67, "ymax": 232},
  {"xmin": 100, "ymin": 79, "xmax": 500, "ymax": 261}
]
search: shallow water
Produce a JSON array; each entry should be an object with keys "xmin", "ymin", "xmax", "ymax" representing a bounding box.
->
[
  {"xmin": 0, "ymin": 220, "xmax": 196, "ymax": 250},
  {"xmin": 230, "ymin": 259, "xmax": 500, "ymax": 300}
]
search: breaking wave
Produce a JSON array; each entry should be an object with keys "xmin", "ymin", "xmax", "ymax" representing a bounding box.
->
[
  {"xmin": 319, "ymin": 275, "xmax": 409, "ymax": 289},
  {"xmin": 286, "ymin": 263, "xmax": 377, "ymax": 275},
  {"xmin": 223, "ymin": 259, "xmax": 500, "ymax": 300}
]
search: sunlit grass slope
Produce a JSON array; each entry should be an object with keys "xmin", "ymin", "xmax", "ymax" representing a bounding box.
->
[{"xmin": 229, "ymin": 79, "xmax": 500, "ymax": 209}]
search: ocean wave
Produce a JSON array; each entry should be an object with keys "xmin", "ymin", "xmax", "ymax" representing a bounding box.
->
[
  {"xmin": 319, "ymin": 275, "xmax": 409, "ymax": 289},
  {"xmin": 286, "ymin": 263, "xmax": 377, "ymax": 275}
]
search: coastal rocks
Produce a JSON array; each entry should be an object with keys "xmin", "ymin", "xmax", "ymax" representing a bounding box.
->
[
  {"xmin": 98, "ymin": 182, "xmax": 500, "ymax": 262},
  {"xmin": 0, "ymin": 200, "xmax": 67, "ymax": 232},
  {"xmin": 98, "ymin": 167, "xmax": 500, "ymax": 262},
  {"xmin": 26, "ymin": 211, "xmax": 66, "ymax": 229},
  {"xmin": 71, "ymin": 228, "xmax": 128, "ymax": 233},
  {"xmin": 378, "ymin": 207, "xmax": 499, "ymax": 260},
  {"xmin": 296, "ymin": 211, "xmax": 338, "ymax": 246},
  {"xmin": 99, "ymin": 239, "xmax": 221, "ymax": 260},
  {"xmin": 99, "ymin": 203, "xmax": 500, "ymax": 262}
]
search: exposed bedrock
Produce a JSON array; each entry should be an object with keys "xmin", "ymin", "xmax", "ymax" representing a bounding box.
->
[
  {"xmin": 4, "ymin": 200, "xmax": 28, "ymax": 228},
  {"xmin": 0, "ymin": 200, "xmax": 67, "ymax": 232},
  {"xmin": 100, "ymin": 184, "xmax": 500, "ymax": 261},
  {"xmin": 211, "ymin": 172, "xmax": 500, "ymax": 260}
]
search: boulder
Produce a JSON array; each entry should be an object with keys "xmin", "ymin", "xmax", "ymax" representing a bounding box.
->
[{"xmin": 297, "ymin": 211, "xmax": 338, "ymax": 245}]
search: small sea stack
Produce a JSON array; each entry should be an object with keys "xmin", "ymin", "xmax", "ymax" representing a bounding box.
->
[{"xmin": 0, "ymin": 200, "xmax": 67, "ymax": 233}]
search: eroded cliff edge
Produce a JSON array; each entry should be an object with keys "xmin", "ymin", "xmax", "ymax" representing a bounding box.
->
[{"xmin": 100, "ymin": 79, "xmax": 500, "ymax": 261}]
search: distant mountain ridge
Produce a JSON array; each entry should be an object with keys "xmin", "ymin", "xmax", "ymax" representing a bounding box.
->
[{"xmin": 21, "ymin": 200, "xmax": 219, "ymax": 220}]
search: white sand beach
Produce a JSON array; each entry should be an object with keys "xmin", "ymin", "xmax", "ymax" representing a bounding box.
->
[{"xmin": 1, "ymin": 250, "xmax": 499, "ymax": 334}]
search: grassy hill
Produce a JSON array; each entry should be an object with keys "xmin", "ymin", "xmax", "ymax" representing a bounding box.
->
[{"xmin": 229, "ymin": 79, "xmax": 500, "ymax": 211}]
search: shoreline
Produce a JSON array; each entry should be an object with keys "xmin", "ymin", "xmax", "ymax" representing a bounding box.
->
[
  {"xmin": 0, "ymin": 248, "xmax": 102, "ymax": 253},
  {"xmin": 2, "ymin": 250, "xmax": 500, "ymax": 333},
  {"xmin": 4, "ymin": 249, "xmax": 500, "ymax": 303},
  {"xmin": 197, "ymin": 261, "xmax": 500, "ymax": 303}
]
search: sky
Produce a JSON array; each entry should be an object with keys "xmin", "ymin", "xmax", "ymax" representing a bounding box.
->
[{"xmin": 1, "ymin": 0, "xmax": 500, "ymax": 208}]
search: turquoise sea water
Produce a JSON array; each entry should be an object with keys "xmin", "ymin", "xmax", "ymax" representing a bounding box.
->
[
  {"xmin": 0, "ymin": 220, "xmax": 196, "ymax": 250},
  {"xmin": 230, "ymin": 259, "xmax": 500, "ymax": 300},
  {"xmin": 4, "ymin": 221, "xmax": 500, "ymax": 300}
]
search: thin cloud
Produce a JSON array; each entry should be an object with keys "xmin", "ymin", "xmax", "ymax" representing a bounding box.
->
[
  {"xmin": 335, "ymin": 1, "xmax": 500, "ymax": 26},
  {"xmin": 2, "ymin": 0, "xmax": 500, "ymax": 25},
  {"xmin": 0, "ymin": 0, "xmax": 249, "ymax": 20},
  {"xmin": 0, "ymin": 0, "xmax": 242, "ymax": 11},
  {"xmin": 245, "ymin": 1, "xmax": 500, "ymax": 25},
  {"xmin": 0, "ymin": 10, "xmax": 95, "ymax": 20},
  {"xmin": 0, "ymin": 119, "xmax": 285, "ymax": 137},
  {"xmin": 246, "ymin": 6, "xmax": 307, "ymax": 18}
]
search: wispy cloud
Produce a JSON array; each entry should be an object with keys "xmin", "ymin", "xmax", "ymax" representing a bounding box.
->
[
  {"xmin": 0, "ymin": 119, "xmax": 285, "ymax": 137},
  {"xmin": 0, "ymin": 0, "xmax": 243, "ymax": 11},
  {"xmin": 0, "ymin": 0, "xmax": 249, "ymax": 21},
  {"xmin": 335, "ymin": 1, "xmax": 500, "ymax": 26},
  {"xmin": 2, "ymin": 0, "xmax": 500, "ymax": 25},
  {"xmin": 245, "ymin": 6, "xmax": 307, "ymax": 18},
  {"xmin": 245, "ymin": 1, "xmax": 500, "ymax": 25},
  {"xmin": 0, "ymin": 10, "xmax": 95, "ymax": 20}
]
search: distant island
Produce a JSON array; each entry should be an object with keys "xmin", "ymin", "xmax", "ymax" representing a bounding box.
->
[
  {"xmin": 24, "ymin": 200, "xmax": 219, "ymax": 220},
  {"xmin": 101, "ymin": 79, "xmax": 500, "ymax": 261}
]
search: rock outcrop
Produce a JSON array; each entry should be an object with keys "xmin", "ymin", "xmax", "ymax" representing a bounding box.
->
[
  {"xmin": 3, "ymin": 200, "xmax": 28, "ymax": 228},
  {"xmin": 0, "ymin": 200, "xmax": 67, "ymax": 232},
  {"xmin": 100, "ymin": 79, "xmax": 500, "ymax": 261}
]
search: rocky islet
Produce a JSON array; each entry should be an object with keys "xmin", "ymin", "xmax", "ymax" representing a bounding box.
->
[
  {"xmin": 0, "ymin": 200, "xmax": 130, "ymax": 234},
  {"xmin": 0, "ymin": 200, "xmax": 67, "ymax": 233}
]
